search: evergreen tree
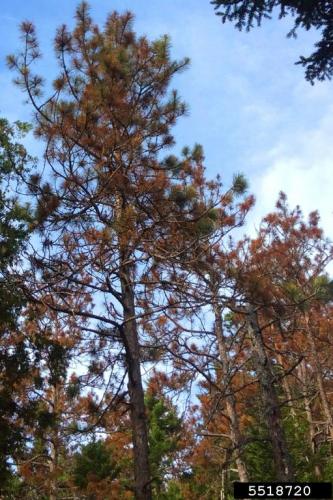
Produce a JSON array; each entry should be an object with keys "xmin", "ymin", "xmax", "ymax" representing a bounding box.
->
[
  {"xmin": 8, "ymin": 3, "xmax": 248, "ymax": 497},
  {"xmin": 146, "ymin": 391, "xmax": 183, "ymax": 497},
  {"xmin": 0, "ymin": 118, "xmax": 33, "ymax": 491}
]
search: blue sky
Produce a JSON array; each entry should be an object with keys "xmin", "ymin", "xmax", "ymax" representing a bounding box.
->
[{"xmin": 1, "ymin": 0, "xmax": 333, "ymax": 239}]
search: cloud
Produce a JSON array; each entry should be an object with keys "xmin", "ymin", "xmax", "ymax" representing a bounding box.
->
[{"xmin": 248, "ymin": 103, "xmax": 333, "ymax": 240}]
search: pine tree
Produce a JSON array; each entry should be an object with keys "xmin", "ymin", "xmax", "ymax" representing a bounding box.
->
[{"xmin": 8, "ymin": 3, "xmax": 237, "ymax": 497}]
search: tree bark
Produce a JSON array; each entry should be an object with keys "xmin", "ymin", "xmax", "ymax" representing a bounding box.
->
[
  {"xmin": 49, "ymin": 438, "xmax": 58, "ymax": 500},
  {"xmin": 214, "ymin": 304, "xmax": 249, "ymax": 482},
  {"xmin": 120, "ymin": 266, "xmax": 152, "ymax": 500},
  {"xmin": 116, "ymin": 188, "xmax": 152, "ymax": 499},
  {"xmin": 49, "ymin": 384, "xmax": 59, "ymax": 500},
  {"xmin": 247, "ymin": 307, "xmax": 294, "ymax": 481},
  {"xmin": 298, "ymin": 360, "xmax": 322, "ymax": 477},
  {"xmin": 305, "ymin": 314, "xmax": 333, "ymax": 442},
  {"xmin": 276, "ymin": 352, "xmax": 297, "ymax": 422}
]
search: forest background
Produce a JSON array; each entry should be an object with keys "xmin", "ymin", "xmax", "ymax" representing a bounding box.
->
[{"xmin": 1, "ymin": 1, "xmax": 333, "ymax": 499}]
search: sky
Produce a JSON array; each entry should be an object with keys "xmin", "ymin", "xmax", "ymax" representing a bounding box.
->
[{"xmin": 1, "ymin": 0, "xmax": 333, "ymax": 241}]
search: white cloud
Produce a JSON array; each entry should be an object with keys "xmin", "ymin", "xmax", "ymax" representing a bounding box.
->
[{"xmin": 248, "ymin": 104, "xmax": 333, "ymax": 240}]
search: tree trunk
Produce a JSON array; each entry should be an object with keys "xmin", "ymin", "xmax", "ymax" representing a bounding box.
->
[
  {"xmin": 49, "ymin": 384, "xmax": 59, "ymax": 500},
  {"xmin": 276, "ymin": 352, "xmax": 297, "ymax": 422},
  {"xmin": 120, "ymin": 266, "xmax": 152, "ymax": 500},
  {"xmin": 305, "ymin": 314, "xmax": 333, "ymax": 442},
  {"xmin": 214, "ymin": 304, "xmax": 249, "ymax": 482},
  {"xmin": 247, "ymin": 307, "xmax": 294, "ymax": 481},
  {"xmin": 298, "ymin": 360, "xmax": 322, "ymax": 477},
  {"xmin": 49, "ymin": 440, "xmax": 58, "ymax": 500},
  {"xmin": 116, "ymin": 190, "xmax": 152, "ymax": 499}
]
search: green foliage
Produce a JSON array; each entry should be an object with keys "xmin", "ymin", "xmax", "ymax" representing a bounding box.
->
[
  {"xmin": 192, "ymin": 143, "xmax": 204, "ymax": 163},
  {"xmin": 283, "ymin": 281, "xmax": 306, "ymax": 306},
  {"xmin": 74, "ymin": 440, "xmax": 120, "ymax": 489},
  {"xmin": 232, "ymin": 172, "xmax": 248, "ymax": 195},
  {"xmin": 323, "ymin": 454, "xmax": 333, "ymax": 481},
  {"xmin": 283, "ymin": 275, "xmax": 333, "ymax": 308},
  {"xmin": 158, "ymin": 480, "xmax": 184, "ymax": 500},
  {"xmin": 311, "ymin": 275, "xmax": 333, "ymax": 303},
  {"xmin": 70, "ymin": 394, "xmax": 183, "ymax": 496},
  {"xmin": 0, "ymin": 118, "xmax": 33, "ymax": 265},
  {"xmin": 66, "ymin": 379, "xmax": 81, "ymax": 400},
  {"xmin": 282, "ymin": 412, "xmax": 314, "ymax": 481},
  {"xmin": 0, "ymin": 339, "xmax": 33, "ymax": 486},
  {"xmin": 164, "ymin": 155, "xmax": 181, "ymax": 171},
  {"xmin": 146, "ymin": 393, "xmax": 182, "ymax": 495},
  {"xmin": 194, "ymin": 216, "xmax": 216, "ymax": 236},
  {"xmin": 170, "ymin": 186, "xmax": 190, "ymax": 207},
  {"xmin": 243, "ymin": 402, "xmax": 333, "ymax": 483},
  {"xmin": 243, "ymin": 420, "xmax": 275, "ymax": 481},
  {"xmin": 0, "ymin": 471, "xmax": 24, "ymax": 498},
  {"xmin": 169, "ymin": 185, "xmax": 198, "ymax": 208},
  {"xmin": 0, "ymin": 117, "xmax": 34, "ymax": 488},
  {"xmin": 281, "ymin": 408, "xmax": 333, "ymax": 482}
]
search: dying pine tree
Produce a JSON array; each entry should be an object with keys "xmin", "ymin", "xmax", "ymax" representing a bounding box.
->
[{"xmin": 8, "ymin": 2, "xmax": 243, "ymax": 497}]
